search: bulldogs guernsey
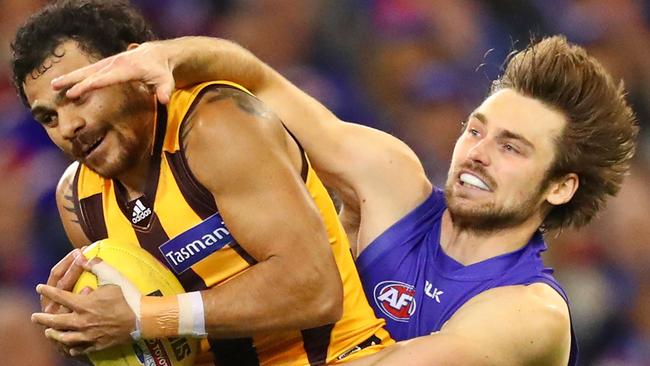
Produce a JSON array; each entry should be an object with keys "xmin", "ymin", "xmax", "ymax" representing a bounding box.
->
[
  {"xmin": 71, "ymin": 81, "xmax": 392, "ymax": 366},
  {"xmin": 356, "ymin": 188, "xmax": 578, "ymax": 365}
]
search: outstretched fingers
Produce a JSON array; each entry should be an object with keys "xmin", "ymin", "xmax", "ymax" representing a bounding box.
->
[
  {"xmin": 37, "ymin": 284, "xmax": 80, "ymax": 313},
  {"xmin": 43, "ymin": 248, "xmax": 85, "ymax": 313},
  {"xmin": 51, "ymin": 57, "xmax": 111, "ymax": 92}
]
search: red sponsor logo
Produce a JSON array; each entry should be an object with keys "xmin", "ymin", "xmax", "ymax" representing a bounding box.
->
[
  {"xmin": 144, "ymin": 339, "xmax": 172, "ymax": 366},
  {"xmin": 373, "ymin": 280, "xmax": 416, "ymax": 322}
]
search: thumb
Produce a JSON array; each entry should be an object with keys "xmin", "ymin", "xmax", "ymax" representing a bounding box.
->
[
  {"xmin": 156, "ymin": 78, "xmax": 175, "ymax": 105},
  {"xmin": 88, "ymin": 259, "xmax": 142, "ymax": 315}
]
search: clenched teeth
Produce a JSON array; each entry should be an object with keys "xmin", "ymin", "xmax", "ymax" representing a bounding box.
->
[{"xmin": 460, "ymin": 173, "xmax": 490, "ymax": 191}]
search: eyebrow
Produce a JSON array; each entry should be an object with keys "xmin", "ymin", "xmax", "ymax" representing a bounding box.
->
[
  {"xmin": 30, "ymin": 86, "xmax": 72, "ymax": 115},
  {"xmin": 30, "ymin": 105, "xmax": 52, "ymax": 117},
  {"xmin": 470, "ymin": 112, "xmax": 535, "ymax": 150}
]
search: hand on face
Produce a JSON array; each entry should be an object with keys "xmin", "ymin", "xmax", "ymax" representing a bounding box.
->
[{"xmin": 51, "ymin": 42, "xmax": 176, "ymax": 104}]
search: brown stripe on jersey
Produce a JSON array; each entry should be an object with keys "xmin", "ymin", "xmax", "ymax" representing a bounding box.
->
[
  {"xmin": 228, "ymin": 241, "xmax": 257, "ymax": 266},
  {"xmin": 282, "ymin": 125, "xmax": 309, "ymax": 182},
  {"xmin": 77, "ymin": 193, "xmax": 108, "ymax": 242},
  {"xmin": 133, "ymin": 212, "xmax": 207, "ymax": 292},
  {"xmin": 113, "ymin": 104, "xmax": 168, "ymax": 230},
  {"xmin": 73, "ymin": 165, "xmax": 103, "ymax": 242},
  {"xmin": 208, "ymin": 337, "xmax": 260, "ymax": 366},
  {"xmin": 302, "ymin": 323, "xmax": 335, "ymax": 366},
  {"xmin": 165, "ymin": 151, "xmax": 217, "ymax": 219},
  {"xmin": 299, "ymin": 149, "xmax": 308, "ymax": 182},
  {"xmin": 73, "ymin": 164, "xmax": 108, "ymax": 242}
]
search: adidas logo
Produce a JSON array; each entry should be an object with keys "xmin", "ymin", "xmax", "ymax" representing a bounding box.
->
[{"xmin": 131, "ymin": 199, "xmax": 152, "ymax": 224}]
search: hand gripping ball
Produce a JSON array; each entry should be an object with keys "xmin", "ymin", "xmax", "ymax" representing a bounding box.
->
[{"xmin": 73, "ymin": 238, "xmax": 199, "ymax": 366}]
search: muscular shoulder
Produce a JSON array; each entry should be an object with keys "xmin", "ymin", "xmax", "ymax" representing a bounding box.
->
[
  {"xmin": 442, "ymin": 283, "xmax": 571, "ymax": 365},
  {"xmin": 180, "ymin": 87, "xmax": 292, "ymax": 192},
  {"xmin": 56, "ymin": 161, "xmax": 79, "ymax": 199},
  {"xmin": 182, "ymin": 87, "xmax": 284, "ymax": 146}
]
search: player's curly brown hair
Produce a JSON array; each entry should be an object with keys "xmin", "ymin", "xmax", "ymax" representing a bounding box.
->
[
  {"xmin": 11, "ymin": 0, "xmax": 156, "ymax": 107},
  {"xmin": 492, "ymin": 36, "xmax": 639, "ymax": 231}
]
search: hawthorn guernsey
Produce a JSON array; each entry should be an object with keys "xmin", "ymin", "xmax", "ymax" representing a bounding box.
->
[{"xmin": 51, "ymin": 80, "xmax": 393, "ymax": 365}]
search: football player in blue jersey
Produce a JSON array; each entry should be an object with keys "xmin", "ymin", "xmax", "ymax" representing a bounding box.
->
[{"xmin": 49, "ymin": 35, "xmax": 638, "ymax": 365}]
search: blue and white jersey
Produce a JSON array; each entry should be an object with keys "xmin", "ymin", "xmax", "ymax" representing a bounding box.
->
[{"xmin": 356, "ymin": 188, "xmax": 578, "ymax": 365}]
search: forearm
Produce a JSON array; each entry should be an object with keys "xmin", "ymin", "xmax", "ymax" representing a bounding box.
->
[
  {"xmin": 141, "ymin": 255, "xmax": 342, "ymax": 339},
  {"xmin": 164, "ymin": 36, "xmax": 267, "ymax": 92},
  {"xmin": 201, "ymin": 255, "xmax": 342, "ymax": 337},
  {"xmin": 344, "ymin": 335, "xmax": 494, "ymax": 366}
]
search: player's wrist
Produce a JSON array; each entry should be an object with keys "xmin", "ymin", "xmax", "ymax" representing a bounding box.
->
[{"xmin": 139, "ymin": 291, "xmax": 207, "ymax": 339}]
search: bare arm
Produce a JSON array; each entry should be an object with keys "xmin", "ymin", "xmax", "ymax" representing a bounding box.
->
[
  {"xmin": 45, "ymin": 163, "xmax": 92, "ymax": 313},
  {"xmin": 183, "ymin": 87, "xmax": 343, "ymax": 335},
  {"xmin": 52, "ymin": 37, "xmax": 432, "ymax": 254},
  {"xmin": 55, "ymin": 162, "xmax": 92, "ymax": 248},
  {"xmin": 346, "ymin": 284, "xmax": 571, "ymax": 366}
]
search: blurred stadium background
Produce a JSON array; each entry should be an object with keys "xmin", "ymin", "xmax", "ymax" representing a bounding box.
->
[{"xmin": 1, "ymin": 1, "xmax": 648, "ymax": 365}]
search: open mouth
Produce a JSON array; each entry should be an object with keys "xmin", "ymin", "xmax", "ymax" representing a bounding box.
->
[
  {"xmin": 459, "ymin": 172, "xmax": 491, "ymax": 191},
  {"xmin": 83, "ymin": 135, "xmax": 104, "ymax": 157}
]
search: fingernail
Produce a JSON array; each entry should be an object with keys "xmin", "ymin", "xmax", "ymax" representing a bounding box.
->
[
  {"xmin": 36, "ymin": 284, "xmax": 43, "ymax": 293},
  {"xmin": 70, "ymin": 349, "xmax": 79, "ymax": 357}
]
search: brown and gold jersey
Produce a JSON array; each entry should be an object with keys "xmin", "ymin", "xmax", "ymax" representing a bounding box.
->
[{"xmin": 71, "ymin": 81, "xmax": 392, "ymax": 365}]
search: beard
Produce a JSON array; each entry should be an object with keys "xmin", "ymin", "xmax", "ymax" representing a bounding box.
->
[
  {"xmin": 82, "ymin": 135, "xmax": 143, "ymax": 179},
  {"xmin": 80, "ymin": 83, "xmax": 154, "ymax": 179},
  {"xmin": 444, "ymin": 164, "xmax": 550, "ymax": 233}
]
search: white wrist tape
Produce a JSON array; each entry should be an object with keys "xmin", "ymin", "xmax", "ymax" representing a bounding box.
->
[{"xmin": 178, "ymin": 292, "xmax": 207, "ymax": 337}]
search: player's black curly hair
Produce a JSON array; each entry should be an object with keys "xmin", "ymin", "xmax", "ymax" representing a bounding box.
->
[{"xmin": 11, "ymin": 0, "xmax": 156, "ymax": 107}]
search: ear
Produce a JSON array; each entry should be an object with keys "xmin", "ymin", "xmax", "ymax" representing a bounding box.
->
[
  {"xmin": 545, "ymin": 173, "xmax": 579, "ymax": 206},
  {"xmin": 127, "ymin": 43, "xmax": 140, "ymax": 51}
]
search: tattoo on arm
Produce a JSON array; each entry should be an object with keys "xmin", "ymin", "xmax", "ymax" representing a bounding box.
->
[
  {"xmin": 205, "ymin": 87, "xmax": 272, "ymax": 118},
  {"xmin": 63, "ymin": 183, "xmax": 80, "ymax": 225},
  {"xmin": 180, "ymin": 86, "xmax": 274, "ymax": 149}
]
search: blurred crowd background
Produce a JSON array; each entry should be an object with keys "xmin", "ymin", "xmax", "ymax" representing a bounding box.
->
[{"xmin": 1, "ymin": 0, "xmax": 649, "ymax": 365}]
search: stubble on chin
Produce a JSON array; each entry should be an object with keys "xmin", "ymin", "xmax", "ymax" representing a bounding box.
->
[{"xmin": 443, "ymin": 185, "xmax": 538, "ymax": 233}]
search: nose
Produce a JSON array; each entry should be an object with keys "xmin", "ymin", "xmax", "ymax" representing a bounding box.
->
[
  {"xmin": 58, "ymin": 108, "xmax": 85, "ymax": 140},
  {"xmin": 466, "ymin": 139, "xmax": 491, "ymax": 166}
]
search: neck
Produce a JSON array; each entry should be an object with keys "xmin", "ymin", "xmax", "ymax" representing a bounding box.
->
[
  {"xmin": 439, "ymin": 210, "xmax": 543, "ymax": 265},
  {"xmin": 116, "ymin": 155, "xmax": 153, "ymax": 201}
]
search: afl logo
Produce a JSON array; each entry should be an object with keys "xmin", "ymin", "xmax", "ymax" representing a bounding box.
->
[{"xmin": 373, "ymin": 280, "xmax": 416, "ymax": 322}]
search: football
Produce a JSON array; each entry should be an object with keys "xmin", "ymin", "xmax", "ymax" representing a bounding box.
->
[{"xmin": 73, "ymin": 238, "xmax": 199, "ymax": 366}]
